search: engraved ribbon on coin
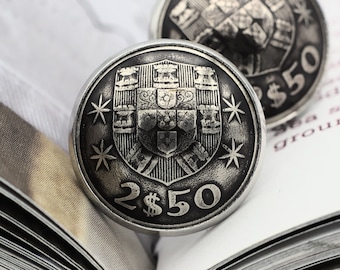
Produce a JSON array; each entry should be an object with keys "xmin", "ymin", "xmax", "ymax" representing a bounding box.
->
[
  {"xmin": 153, "ymin": 0, "xmax": 327, "ymax": 127},
  {"xmin": 70, "ymin": 40, "xmax": 265, "ymax": 235}
]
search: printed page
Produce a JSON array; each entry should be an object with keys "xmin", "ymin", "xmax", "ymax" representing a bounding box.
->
[
  {"xmin": 0, "ymin": 0, "xmax": 158, "ymax": 267},
  {"xmin": 155, "ymin": 1, "xmax": 340, "ymax": 270},
  {"xmin": 0, "ymin": 102, "xmax": 155, "ymax": 270}
]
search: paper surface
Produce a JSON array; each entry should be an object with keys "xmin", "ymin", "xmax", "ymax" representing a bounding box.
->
[
  {"xmin": 0, "ymin": 0, "xmax": 157, "ymax": 149},
  {"xmin": 0, "ymin": 0, "xmax": 157, "ymax": 268},
  {"xmin": 156, "ymin": 1, "xmax": 340, "ymax": 269},
  {"xmin": 0, "ymin": 102, "xmax": 156, "ymax": 270}
]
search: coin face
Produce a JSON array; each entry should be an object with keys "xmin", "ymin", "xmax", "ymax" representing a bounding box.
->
[
  {"xmin": 152, "ymin": 0, "xmax": 327, "ymax": 127},
  {"xmin": 70, "ymin": 40, "xmax": 265, "ymax": 235}
]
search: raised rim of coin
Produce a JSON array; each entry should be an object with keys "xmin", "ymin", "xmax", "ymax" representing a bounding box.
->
[
  {"xmin": 69, "ymin": 39, "xmax": 266, "ymax": 235},
  {"xmin": 151, "ymin": 0, "xmax": 328, "ymax": 128}
]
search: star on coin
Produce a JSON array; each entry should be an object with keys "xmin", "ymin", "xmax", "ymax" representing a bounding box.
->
[
  {"xmin": 294, "ymin": 0, "xmax": 313, "ymax": 27},
  {"xmin": 222, "ymin": 95, "xmax": 245, "ymax": 123},
  {"xmin": 88, "ymin": 94, "xmax": 111, "ymax": 124},
  {"xmin": 90, "ymin": 139, "xmax": 116, "ymax": 171},
  {"xmin": 219, "ymin": 139, "xmax": 245, "ymax": 169},
  {"xmin": 70, "ymin": 40, "xmax": 267, "ymax": 235}
]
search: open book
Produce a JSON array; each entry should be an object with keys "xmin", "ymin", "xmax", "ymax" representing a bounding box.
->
[{"xmin": 1, "ymin": 0, "xmax": 340, "ymax": 269}]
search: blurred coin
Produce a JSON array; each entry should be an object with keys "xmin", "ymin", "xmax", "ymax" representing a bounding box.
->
[
  {"xmin": 152, "ymin": 0, "xmax": 327, "ymax": 127},
  {"xmin": 69, "ymin": 40, "xmax": 265, "ymax": 235}
]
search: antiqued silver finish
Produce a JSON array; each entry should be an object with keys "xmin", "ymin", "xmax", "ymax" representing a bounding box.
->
[
  {"xmin": 152, "ymin": 0, "xmax": 328, "ymax": 127},
  {"xmin": 69, "ymin": 40, "xmax": 265, "ymax": 235}
]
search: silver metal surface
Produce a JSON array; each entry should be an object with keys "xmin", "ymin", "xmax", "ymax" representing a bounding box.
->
[
  {"xmin": 152, "ymin": 0, "xmax": 328, "ymax": 127},
  {"xmin": 69, "ymin": 40, "xmax": 265, "ymax": 235}
]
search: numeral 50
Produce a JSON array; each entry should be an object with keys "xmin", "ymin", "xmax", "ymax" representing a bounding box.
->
[
  {"xmin": 283, "ymin": 45, "xmax": 320, "ymax": 96},
  {"xmin": 114, "ymin": 182, "xmax": 222, "ymax": 217}
]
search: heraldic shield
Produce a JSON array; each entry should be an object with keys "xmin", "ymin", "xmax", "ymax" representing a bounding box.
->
[
  {"xmin": 137, "ymin": 88, "xmax": 197, "ymax": 158},
  {"xmin": 169, "ymin": 0, "xmax": 295, "ymax": 75},
  {"xmin": 113, "ymin": 60, "xmax": 222, "ymax": 184}
]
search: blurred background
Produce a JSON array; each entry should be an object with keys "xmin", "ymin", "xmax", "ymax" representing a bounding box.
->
[{"xmin": 0, "ymin": 0, "xmax": 158, "ymax": 150}]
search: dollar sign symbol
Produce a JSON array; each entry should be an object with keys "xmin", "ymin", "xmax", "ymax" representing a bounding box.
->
[
  {"xmin": 267, "ymin": 83, "xmax": 287, "ymax": 109},
  {"xmin": 143, "ymin": 192, "xmax": 162, "ymax": 217}
]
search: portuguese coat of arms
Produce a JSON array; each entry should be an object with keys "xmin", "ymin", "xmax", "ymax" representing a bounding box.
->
[
  {"xmin": 169, "ymin": 0, "xmax": 295, "ymax": 75},
  {"xmin": 113, "ymin": 60, "xmax": 222, "ymax": 184}
]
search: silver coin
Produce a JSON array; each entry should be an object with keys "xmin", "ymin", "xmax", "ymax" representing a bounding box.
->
[
  {"xmin": 69, "ymin": 40, "xmax": 265, "ymax": 235},
  {"xmin": 152, "ymin": 0, "xmax": 328, "ymax": 127}
]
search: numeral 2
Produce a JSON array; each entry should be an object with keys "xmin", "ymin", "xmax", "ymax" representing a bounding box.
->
[{"xmin": 114, "ymin": 182, "xmax": 140, "ymax": 210}]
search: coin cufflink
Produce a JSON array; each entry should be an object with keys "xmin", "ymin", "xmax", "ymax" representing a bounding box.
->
[
  {"xmin": 152, "ymin": 0, "xmax": 328, "ymax": 127},
  {"xmin": 69, "ymin": 40, "xmax": 265, "ymax": 235}
]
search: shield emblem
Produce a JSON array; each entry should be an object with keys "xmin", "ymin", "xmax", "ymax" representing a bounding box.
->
[
  {"xmin": 157, "ymin": 110, "xmax": 176, "ymax": 130},
  {"xmin": 136, "ymin": 87, "xmax": 197, "ymax": 158},
  {"xmin": 113, "ymin": 60, "xmax": 222, "ymax": 184},
  {"xmin": 157, "ymin": 89, "xmax": 176, "ymax": 109},
  {"xmin": 177, "ymin": 110, "xmax": 196, "ymax": 132},
  {"xmin": 157, "ymin": 131, "xmax": 177, "ymax": 155},
  {"xmin": 170, "ymin": 0, "xmax": 295, "ymax": 75},
  {"xmin": 138, "ymin": 110, "xmax": 157, "ymax": 131}
]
